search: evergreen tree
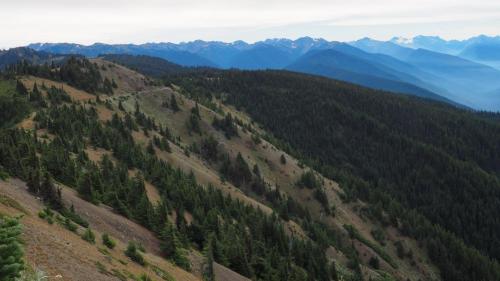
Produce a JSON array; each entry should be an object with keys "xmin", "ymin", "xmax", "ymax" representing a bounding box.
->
[
  {"xmin": 147, "ymin": 141, "xmax": 155, "ymax": 155},
  {"xmin": 203, "ymin": 235, "xmax": 215, "ymax": 281},
  {"xmin": 191, "ymin": 102, "xmax": 201, "ymax": 119},
  {"xmin": 170, "ymin": 95, "xmax": 180, "ymax": 112},
  {"xmin": 15, "ymin": 80, "xmax": 28, "ymax": 96},
  {"xmin": 233, "ymin": 152, "xmax": 252, "ymax": 186},
  {"xmin": 118, "ymin": 100, "xmax": 125, "ymax": 111},
  {"xmin": 280, "ymin": 154, "xmax": 287, "ymax": 165},
  {"xmin": 40, "ymin": 171, "xmax": 62, "ymax": 210},
  {"xmin": 77, "ymin": 172, "xmax": 95, "ymax": 203},
  {"xmin": 160, "ymin": 222, "xmax": 190, "ymax": 270},
  {"xmin": 201, "ymin": 136, "xmax": 218, "ymax": 162},
  {"xmin": 187, "ymin": 112, "xmax": 201, "ymax": 135},
  {"xmin": 329, "ymin": 261, "xmax": 339, "ymax": 281},
  {"xmin": 30, "ymin": 82, "xmax": 44, "ymax": 106},
  {"xmin": 0, "ymin": 217, "xmax": 24, "ymax": 281},
  {"xmin": 27, "ymin": 167, "xmax": 41, "ymax": 195}
]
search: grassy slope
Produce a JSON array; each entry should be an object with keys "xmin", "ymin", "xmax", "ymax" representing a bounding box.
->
[
  {"xmin": 0, "ymin": 178, "xmax": 200, "ymax": 281},
  {"xmin": 10, "ymin": 61, "xmax": 440, "ymax": 281},
  {"xmin": 16, "ymin": 73, "xmax": 252, "ymax": 281},
  {"xmin": 104, "ymin": 69, "xmax": 439, "ymax": 280}
]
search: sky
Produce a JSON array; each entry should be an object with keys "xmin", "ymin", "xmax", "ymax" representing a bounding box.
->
[{"xmin": 1, "ymin": 0, "xmax": 500, "ymax": 48}]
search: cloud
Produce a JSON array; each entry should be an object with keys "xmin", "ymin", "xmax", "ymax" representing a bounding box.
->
[{"xmin": 0, "ymin": 0, "xmax": 499, "ymax": 47}]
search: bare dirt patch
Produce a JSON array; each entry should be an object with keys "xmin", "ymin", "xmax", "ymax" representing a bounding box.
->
[
  {"xmin": 85, "ymin": 147, "xmax": 112, "ymax": 163},
  {"xmin": 18, "ymin": 112, "xmax": 36, "ymax": 130}
]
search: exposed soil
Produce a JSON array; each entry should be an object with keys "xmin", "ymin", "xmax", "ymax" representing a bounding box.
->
[{"xmin": 0, "ymin": 178, "xmax": 249, "ymax": 281}]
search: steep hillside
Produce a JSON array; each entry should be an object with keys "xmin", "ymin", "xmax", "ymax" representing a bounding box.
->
[
  {"xmin": 0, "ymin": 55, "xmax": 446, "ymax": 281},
  {"xmin": 109, "ymin": 65, "xmax": 440, "ymax": 281},
  {"xmin": 162, "ymin": 69, "xmax": 500, "ymax": 281},
  {"xmin": 0, "ymin": 178, "xmax": 201, "ymax": 281}
]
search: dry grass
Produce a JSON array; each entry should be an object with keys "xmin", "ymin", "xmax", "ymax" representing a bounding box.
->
[
  {"xmin": 91, "ymin": 59, "xmax": 151, "ymax": 96},
  {"xmin": 21, "ymin": 76, "xmax": 96, "ymax": 102},
  {"xmin": 85, "ymin": 147, "xmax": 113, "ymax": 163},
  {"xmin": 0, "ymin": 178, "xmax": 201, "ymax": 281},
  {"xmin": 18, "ymin": 112, "xmax": 36, "ymax": 130},
  {"xmin": 9, "ymin": 62, "xmax": 438, "ymax": 280},
  {"xmin": 144, "ymin": 181, "xmax": 162, "ymax": 205},
  {"xmin": 126, "ymin": 86, "xmax": 439, "ymax": 280}
]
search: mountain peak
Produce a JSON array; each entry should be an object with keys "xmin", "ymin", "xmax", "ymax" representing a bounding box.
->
[{"xmin": 390, "ymin": 36, "xmax": 414, "ymax": 45}]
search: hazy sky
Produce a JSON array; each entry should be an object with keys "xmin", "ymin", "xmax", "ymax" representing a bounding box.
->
[{"xmin": 1, "ymin": 0, "xmax": 500, "ymax": 48}]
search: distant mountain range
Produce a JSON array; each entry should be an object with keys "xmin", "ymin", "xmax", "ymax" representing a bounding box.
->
[
  {"xmin": 16, "ymin": 35, "xmax": 500, "ymax": 110},
  {"xmin": 389, "ymin": 35, "xmax": 500, "ymax": 69},
  {"xmin": 0, "ymin": 47, "xmax": 70, "ymax": 69}
]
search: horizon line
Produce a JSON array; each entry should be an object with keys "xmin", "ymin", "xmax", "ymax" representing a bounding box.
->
[{"xmin": 3, "ymin": 33, "xmax": 499, "ymax": 50}]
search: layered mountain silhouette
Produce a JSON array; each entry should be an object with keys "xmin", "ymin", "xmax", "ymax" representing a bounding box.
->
[
  {"xmin": 352, "ymin": 38, "xmax": 500, "ymax": 110},
  {"xmin": 389, "ymin": 35, "xmax": 500, "ymax": 70},
  {"xmin": 0, "ymin": 47, "xmax": 71, "ymax": 69},
  {"xmin": 20, "ymin": 36, "xmax": 500, "ymax": 110}
]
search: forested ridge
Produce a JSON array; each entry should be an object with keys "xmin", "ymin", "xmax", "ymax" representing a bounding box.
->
[
  {"xmin": 4, "ymin": 54, "xmax": 500, "ymax": 280},
  {"xmin": 0, "ymin": 59, "xmax": 346, "ymax": 281},
  {"xmin": 162, "ymin": 69, "xmax": 500, "ymax": 281}
]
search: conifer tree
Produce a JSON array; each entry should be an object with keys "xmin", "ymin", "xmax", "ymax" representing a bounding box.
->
[
  {"xmin": 170, "ymin": 95, "xmax": 180, "ymax": 112},
  {"xmin": 0, "ymin": 217, "xmax": 24, "ymax": 281},
  {"xmin": 118, "ymin": 100, "xmax": 125, "ymax": 111},
  {"xmin": 160, "ymin": 222, "xmax": 179, "ymax": 258},
  {"xmin": 280, "ymin": 154, "xmax": 287, "ymax": 165},
  {"xmin": 27, "ymin": 167, "xmax": 41, "ymax": 195},
  {"xmin": 192, "ymin": 102, "xmax": 201, "ymax": 119},
  {"xmin": 160, "ymin": 222, "xmax": 190, "ymax": 270},
  {"xmin": 15, "ymin": 80, "xmax": 28, "ymax": 96},
  {"xmin": 78, "ymin": 172, "xmax": 94, "ymax": 203},
  {"xmin": 203, "ymin": 235, "xmax": 215, "ymax": 281},
  {"xmin": 40, "ymin": 171, "xmax": 62, "ymax": 210},
  {"xmin": 329, "ymin": 261, "xmax": 339, "ymax": 281}
]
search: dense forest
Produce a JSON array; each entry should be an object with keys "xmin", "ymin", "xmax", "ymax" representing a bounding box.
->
[{"xmin": 161, "ymin": 69, "xmax": 500, "ymax": 281}]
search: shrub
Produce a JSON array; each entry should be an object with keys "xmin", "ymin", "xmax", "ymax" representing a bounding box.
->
[
  {"xmin": 280, "ymin": 154, "xmax": 287, "ymax": 165},
  {"xmin": 61, "ymin": 206, "xmax": 89, "ymax": 227},
  {"xmin": 125, "ymin": 242, "xmax": 145, "ymax": 266},
  {"xmin": 63, "ymin": 218, "xmax": 78, "ymax": 232},
  {"xmin": 297, "ymin": 170, "xmax": 321, "ymax": 189},
  {"xmin": 102, "ymin": 233, "xmax": 116, "ymax": 249},
  {"xmin": 38, "ymin": 208, "xmax": 54, "ymax": 224},
  {"xmin": 0, "ymin": 169, "xmax": 9, "ymax": 180},
  {"xmin": 139, "ymin": 274, "xmax": 152, "ymax": 281},
  {"xmin": 369, "ymin": 256, "xmax": 380, "ymax": 269},
  {"xmin": 82, "ymin": 228, "xmax": 96, "ymax": 244}
]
